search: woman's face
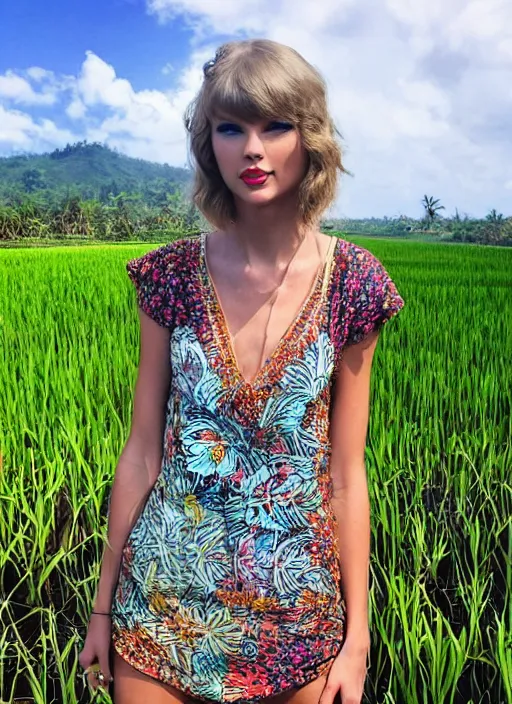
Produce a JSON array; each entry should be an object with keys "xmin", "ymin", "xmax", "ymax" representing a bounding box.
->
[{"xmin": 210, "ymin": 114, "xmax": 308, "ymax": 209}]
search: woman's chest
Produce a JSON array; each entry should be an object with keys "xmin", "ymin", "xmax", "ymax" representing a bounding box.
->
[{"xmin": 197, "ymin": 233, "xmax": 339, "ymax": 390}]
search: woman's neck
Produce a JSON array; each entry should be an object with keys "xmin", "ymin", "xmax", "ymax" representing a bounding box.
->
[{"xmin": 224, "ymin": 203, "xmax": 318, "ymax": 267}]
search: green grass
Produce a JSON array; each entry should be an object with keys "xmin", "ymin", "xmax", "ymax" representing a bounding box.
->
[{"xmin": 0, "ymin": 236, "xmax": 511, "ymax": 703}]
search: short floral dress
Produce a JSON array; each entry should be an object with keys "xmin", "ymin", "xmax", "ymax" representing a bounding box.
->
[{"xmin": 111, "ymin": 233, "xmax": 405, "ymax": 703}]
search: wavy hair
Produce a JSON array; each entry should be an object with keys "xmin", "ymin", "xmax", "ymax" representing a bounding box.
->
[{"xmin": 183, "ymin": 39, "xmax": 349, "ymax": 230}]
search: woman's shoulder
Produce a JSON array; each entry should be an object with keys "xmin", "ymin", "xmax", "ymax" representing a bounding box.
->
[
  {"xmin": 331, "ymin": 237, "xmax": 402, "ymax": 299},
  {"xmin": 125, "ymin": 234, "xmax": 202, "ymax": 328},
  {"xmin": 333, "ymin": 236, "xmax": 385, "ymax": 275},
  {"xmin": 126, "ymin": 234, "xmax": 201, "ymax": 280},
  {"xmin": 328, "ymin": 236, "xmax": 405, "ymax": 347}
]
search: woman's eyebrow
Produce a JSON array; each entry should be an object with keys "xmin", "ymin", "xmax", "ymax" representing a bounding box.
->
[{"xmin": 213, "ymin": 113, "xmax": 238, "ymax": 123}]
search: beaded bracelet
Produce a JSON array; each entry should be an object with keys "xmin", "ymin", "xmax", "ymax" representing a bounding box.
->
[{"xmin": 91, "ymin": 610, "xmax": 112, "ymax": 617}]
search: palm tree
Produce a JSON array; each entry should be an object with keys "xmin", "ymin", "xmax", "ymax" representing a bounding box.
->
[
  {"xmin": 422, "ymin": 195, "xmax": 445, "ymax": 227},
  {"xmin": 485, "ymin": 208, "xmax": 503, "ymax": 223},
  {"xmin": 485, "ymin": 209, "xmax": 504, "ymax": 244}
]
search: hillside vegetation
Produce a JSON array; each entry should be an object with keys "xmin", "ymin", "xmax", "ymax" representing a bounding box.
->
[
  {"xmin": 0, "ymin": 142, "xmax": 190, "ymax": 205},
  {"xmin": 0, "ymin": 142, "xmax": 203, "ymax": 241}
]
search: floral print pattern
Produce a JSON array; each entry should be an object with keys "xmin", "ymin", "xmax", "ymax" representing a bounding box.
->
[{"xmin": 111, "ymin": 234, "xmax": 405, "ymax": 703}]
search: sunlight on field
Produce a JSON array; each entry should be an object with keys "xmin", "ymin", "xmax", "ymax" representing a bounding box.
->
[{"xmin": 0, "ymin": 236, "xmax": 511, "ymax": 703}]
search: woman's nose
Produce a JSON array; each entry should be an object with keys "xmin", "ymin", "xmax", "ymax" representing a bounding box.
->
[{"xmin": 243, "ymin": 130, "xmax": 264, "ymax": 159}]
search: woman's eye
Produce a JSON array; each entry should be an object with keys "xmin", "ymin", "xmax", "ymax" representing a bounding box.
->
[
  {"xmin": 267, "ymin": 121, "xmax": 294, "ymax": 132},
  {"xmin": 215, "ymin": 121, "xmax": 294, "ymax": 135},
  {"xmin": 216, "ymin": 123, "xmax": 241, "ymax": 135}
]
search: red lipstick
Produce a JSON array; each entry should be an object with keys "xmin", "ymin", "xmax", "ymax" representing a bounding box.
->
[{"xmin": 240, "ymin": 167, "xmax": 273, "ymax": 186}]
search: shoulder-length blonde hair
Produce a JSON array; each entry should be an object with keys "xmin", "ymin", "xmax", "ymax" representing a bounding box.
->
[{"xmin": 183, "ymin": 39, "xmax": 349, "ymax": 231}]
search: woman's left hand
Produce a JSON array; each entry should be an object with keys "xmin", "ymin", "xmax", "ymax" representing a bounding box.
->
[{"xmin": 318, "ymin": 632, "xmax": 370, "ymax": 704}]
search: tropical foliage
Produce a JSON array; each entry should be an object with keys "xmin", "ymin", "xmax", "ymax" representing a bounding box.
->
[
  {"xmin": 422, "ymin": 195, "xmax": 445, "ymax": 225},
  {"xmin": 0, "ymin": 190, "xmax": 205, "ymax": 241},
  {"xmin": 0, "ymin": 142, "xmax": 189, "ymax": 203},
  {"xmin": 329, "ymin": 211, "xmax": 512, "ymax": 245}
]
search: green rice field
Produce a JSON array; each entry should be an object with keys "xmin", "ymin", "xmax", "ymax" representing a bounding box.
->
[{"xmin": 0, "ymin": 236, "xmax": 510, "ymax": 703}]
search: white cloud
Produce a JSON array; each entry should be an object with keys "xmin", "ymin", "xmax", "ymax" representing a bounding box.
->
[
  {"xmin": 446, "ymin": 0, "xmax": 512, "ymax": 53},
  {"xmin": 147, "ymin": 0, "xmax": 360, "ymax": 36},
  {"xmin": 0, "ymin": 71, "xmax": 57, "ymax": 106},
  {"xmin": 0, "ymin": 104, "xmax": 75, "ymax": 151},
  {"xmin": 78, "ymin": 52, "xmax": 133, "ymax": 109},
  {"xmin": 66, "ymin": 98, "xmax": 87, "ymax": 119},
  {"xmin": 0, "ymin": 50, "xmax": 203, "ymax": 163},
  {"xmin": 72, "ymin": 50, "xmax": 208, "ymax": 164},
  {"xmin": 147, "ymin": 0, "xmax": 265, "ymax": 32},
  {"xmin": 26, "ymin": 67, "xmax": 56, "ymax": 82}
]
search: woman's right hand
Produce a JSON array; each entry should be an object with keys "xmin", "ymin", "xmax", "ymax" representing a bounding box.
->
[{"xmin": 78, "ymin": 613, "xmax": 114, "ymax": 693}]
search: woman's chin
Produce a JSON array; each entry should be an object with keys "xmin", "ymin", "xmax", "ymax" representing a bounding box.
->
[{"xmin": 234, "ymin": 186, "xmax": 290, "ymax": 208}]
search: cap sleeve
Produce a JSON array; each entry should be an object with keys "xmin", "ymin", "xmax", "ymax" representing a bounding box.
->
[
  {"xmin": 345, "ymin": 247, "xmax": 404, "ymax": 346},
  {"xmin": 126, "ymin": 245, "xmax": 175, "ymax": 328}
]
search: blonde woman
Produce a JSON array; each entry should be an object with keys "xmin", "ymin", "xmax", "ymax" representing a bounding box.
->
[{"xmin": 79, "ymin": 39, "xmax": 404, "ymax": 704}]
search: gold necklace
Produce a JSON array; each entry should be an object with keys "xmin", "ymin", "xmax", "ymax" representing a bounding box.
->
[
  {"xmin": 233, "ymin": 232, "xmax": 322, "ymax": 374},
  {"xmin": 202, "ymin": 231, "xmax": 336, "ymax": 388}
]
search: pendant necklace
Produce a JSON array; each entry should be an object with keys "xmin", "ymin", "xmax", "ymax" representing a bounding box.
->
[{"xmin": 233, "ymin": 231, "xmax": 323, "ymax": 376}]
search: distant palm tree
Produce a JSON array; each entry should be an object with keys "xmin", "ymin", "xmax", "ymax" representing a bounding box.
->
[
  {"xmin": 422, "ymin": 195, "xmax": 445, "ymax": 227},
  {"xmin": 484, "ymin": 209, "xmax": 504, "ymax": 244},
  {"xmin": 485, "ymin": 208, "xmax": 503, "ymax": 223}
]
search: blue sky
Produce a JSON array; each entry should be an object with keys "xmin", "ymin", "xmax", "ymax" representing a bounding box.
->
[
  {"xmin": 1, "ymin": 0, "xmax": 511, "ymax": 218},
  {"xmin": 0, "ymin": 0, "xmax": 193, "ymax": 93}
]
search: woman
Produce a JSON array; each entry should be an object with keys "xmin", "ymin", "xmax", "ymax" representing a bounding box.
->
[{"xmin": 79, "ymin": 39, "xmax": 405, "ymax": 704}]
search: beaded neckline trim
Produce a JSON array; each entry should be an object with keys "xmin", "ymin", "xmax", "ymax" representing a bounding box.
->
[{"xmin": 199, "ymin": 233, "xmax": 339, "ymax": 390}]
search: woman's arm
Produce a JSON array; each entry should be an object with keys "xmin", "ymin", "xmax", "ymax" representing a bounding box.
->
[
  {"xmin": 328, "ymin": 329, "xmax": 380, "ymax": 647},
  {"xmin": 93, "ymin": 309, "xmax": 171, "ymax": 613}
]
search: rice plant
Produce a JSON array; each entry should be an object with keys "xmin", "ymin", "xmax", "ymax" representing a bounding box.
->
[{"xmin": 0, "ymin": 237, "xmax": 510, "ymax": 703}]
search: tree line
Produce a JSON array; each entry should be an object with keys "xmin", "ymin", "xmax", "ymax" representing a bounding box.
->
[
  {"xmin": 0, "ymin": 190, "xmax": 510, "ymax": 245},
  {"xmin": 0, "ymin": 189, "xmax": 204, "ymax": 242},
  {"xmin": 326, "ymin": 195, "xmax": 511, "ymax": 246}
]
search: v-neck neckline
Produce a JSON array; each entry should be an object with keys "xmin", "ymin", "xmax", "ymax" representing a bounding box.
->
[{"xmin": 199, "ymin": 231, "xmax": 338, "ymax": 390}]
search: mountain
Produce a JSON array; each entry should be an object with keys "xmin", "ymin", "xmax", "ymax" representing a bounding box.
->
[{"xmin": 0, "ymin": 142, "xmax": 191, "ymax": 203}]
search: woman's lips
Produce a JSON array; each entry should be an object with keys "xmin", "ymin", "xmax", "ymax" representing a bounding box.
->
[{"xmin": 240, "ymin": 170, "xmax": 273, "ymax": 185}]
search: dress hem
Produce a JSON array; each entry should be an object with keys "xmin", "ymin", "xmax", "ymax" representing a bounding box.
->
[{"xmin": 111, "ymin": 633, "xmax": 344, "ymax": 704}]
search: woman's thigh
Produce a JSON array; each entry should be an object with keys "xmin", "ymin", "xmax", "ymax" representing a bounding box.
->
[
  {"xmin": 112, "ymin": 650, "xmax": 201, "ymax": 704},
  {"xmin": 263, "ymin": 673, "xmax": 337, "ymax": 704},
  {"xmin": 113, "ymin": 651, "xmax": 339, "ymax": 704}
]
